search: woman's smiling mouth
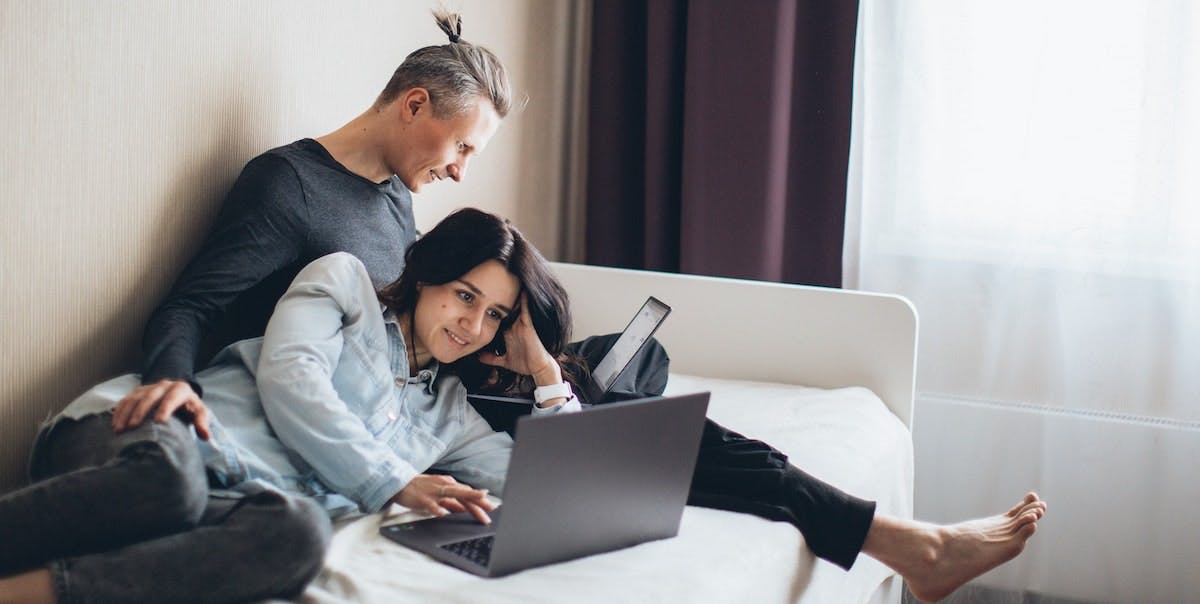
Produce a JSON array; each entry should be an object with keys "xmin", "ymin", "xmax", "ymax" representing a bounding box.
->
[{"xmin": 444, "ymin": 328, "xmax": 470, "ymax": 347}]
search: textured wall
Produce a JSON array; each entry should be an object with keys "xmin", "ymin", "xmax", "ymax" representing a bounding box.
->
[{"xmin": 0, "ymin": 0, "xmax": 575, "ymax": 491}]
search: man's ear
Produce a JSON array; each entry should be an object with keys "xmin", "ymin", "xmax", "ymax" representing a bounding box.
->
[{"xmin": 400, "ymin": 87, "xmax": 431, "ymax": 123}]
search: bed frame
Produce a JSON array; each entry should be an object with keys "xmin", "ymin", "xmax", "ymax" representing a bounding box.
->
[{"xmin": 554, "ymin": 262, "xmax": 917, "ymax": 604}]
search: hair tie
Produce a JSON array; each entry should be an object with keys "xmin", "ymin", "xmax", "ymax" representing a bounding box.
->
[{"xmin": 449, "ymin": 15, "xmax": 462, "ymax": 43}]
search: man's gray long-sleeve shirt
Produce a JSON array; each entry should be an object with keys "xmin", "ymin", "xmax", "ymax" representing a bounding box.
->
[{"xmin": 141, "ymin": 138, "xmax": 416, "ymax": 391}]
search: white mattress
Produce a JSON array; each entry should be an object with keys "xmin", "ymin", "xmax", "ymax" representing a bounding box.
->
[{"xmin": 290, "ymin": 374, "xmax": 913, "ymax": 604}]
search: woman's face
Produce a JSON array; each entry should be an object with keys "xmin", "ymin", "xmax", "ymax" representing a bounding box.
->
[{"xmin": 410, "ymin": 259, "xmax": 519, "ymax": 365}]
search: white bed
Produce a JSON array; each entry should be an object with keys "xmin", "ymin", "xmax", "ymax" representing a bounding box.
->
[{"xmin": 291, "ymin": 262, "xmax": 917, "ymax": 604}]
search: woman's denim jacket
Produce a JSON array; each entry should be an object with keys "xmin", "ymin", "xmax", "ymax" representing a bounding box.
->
[{"xmin": 59, "ymin": 253, "xmax": 577, "ymax": 516}]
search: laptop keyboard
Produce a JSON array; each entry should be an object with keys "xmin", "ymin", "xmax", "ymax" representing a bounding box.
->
[{"xmin": 440, "ymin": 535, "xmax": 495, "ymax": 567}]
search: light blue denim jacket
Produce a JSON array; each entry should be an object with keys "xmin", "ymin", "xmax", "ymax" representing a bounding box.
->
[{"xmin": 59, "ymin": 252, "xmax": 577, "ymax": 516}]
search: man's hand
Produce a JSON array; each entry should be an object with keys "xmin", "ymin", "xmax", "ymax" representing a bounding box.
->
[
  {"xmin": 392, "ymin": 474, "xmax": 495, "ymax": 524},
  {"xmin": 113, "ymin": 379, "xmax": 212, "ymax": 440}
]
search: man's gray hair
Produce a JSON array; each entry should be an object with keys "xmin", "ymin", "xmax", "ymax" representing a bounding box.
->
[{"xmin": 376, "ymin": 9, "xmax": 514, "ymax": 119}]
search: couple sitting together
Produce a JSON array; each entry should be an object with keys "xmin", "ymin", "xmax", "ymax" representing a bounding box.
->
[{"xmin": 0, "ymin": 11, "xmax": 1044, "ymax": 604}]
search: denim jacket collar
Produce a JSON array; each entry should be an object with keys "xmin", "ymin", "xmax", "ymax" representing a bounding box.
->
[{"xmin": 383, "ymin": 309, "xmax": 440, "ymax": 396}]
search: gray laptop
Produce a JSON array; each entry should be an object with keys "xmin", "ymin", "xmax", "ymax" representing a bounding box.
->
[{"xmin": 379, "ymin": 391, "xmax": 710, "ymax": 577}]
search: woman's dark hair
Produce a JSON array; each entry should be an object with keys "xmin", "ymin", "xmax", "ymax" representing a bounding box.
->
[
  {"xmin": 375, "ymin": 9, "xmax": 515, "ymax": 119},
  {"xmin": 378, "ymin": 208, "xmax": 584, "ymax": 392}
]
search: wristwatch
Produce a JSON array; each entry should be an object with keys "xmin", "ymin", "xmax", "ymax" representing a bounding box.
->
[{"xmin": 533, "ymin": 382, "xmax": 573, "ymax": 407}]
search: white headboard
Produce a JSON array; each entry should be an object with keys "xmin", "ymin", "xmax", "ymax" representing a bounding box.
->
[{"xmin": 550, "ymin": 262, "xmax": 918, "ymax": 429}]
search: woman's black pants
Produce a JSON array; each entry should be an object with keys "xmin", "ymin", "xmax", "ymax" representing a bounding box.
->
[{"xmin": 567, "ymin": 334, "xmax": 876, "ymax": 570}]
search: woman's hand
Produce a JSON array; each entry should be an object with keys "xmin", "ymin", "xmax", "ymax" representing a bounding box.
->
[
  {"xmin": 476, "ymin": 293, "xmax": 562, "ymax": 387},
  {"xmin": 112, "ymin": 379, "xmax": 212, "ymax": 440},
  {"xmin": 392, "ymin": 474, "xmax": 495, "ymax": 524}
]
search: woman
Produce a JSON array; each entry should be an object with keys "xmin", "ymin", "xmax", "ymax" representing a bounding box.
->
[{"xmin": 0, "ymin": 208, "xmax": 580, "ymax": 603}]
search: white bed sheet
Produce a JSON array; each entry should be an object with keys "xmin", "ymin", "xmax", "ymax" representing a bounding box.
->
[{"xmin": 291, "ymin": 374, "xmax": 913, "ymax": 604}]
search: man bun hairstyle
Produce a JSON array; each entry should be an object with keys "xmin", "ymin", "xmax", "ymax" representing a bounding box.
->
[
  {"xmin": 376, "ymin": 9, "xmax": 514, "ymax": 119},
  {"xmin": 435, "ymin": 10, "xmax": 463, "ymax": 43}
]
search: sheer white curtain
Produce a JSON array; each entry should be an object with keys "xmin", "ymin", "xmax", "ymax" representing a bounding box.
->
[{"xmin": 846, "ymin": 1, "xmax": 1200, "ymax": 422}]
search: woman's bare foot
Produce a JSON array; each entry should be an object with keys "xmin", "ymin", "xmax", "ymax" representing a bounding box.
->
[{"xmin": 862, "ymin": 492, "xmax": 1047, "ymax": 603}]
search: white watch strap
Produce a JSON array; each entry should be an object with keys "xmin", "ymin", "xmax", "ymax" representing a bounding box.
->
[{"xmin": 533, "ymin": 381, "xmax": 573, "ymax": 405}]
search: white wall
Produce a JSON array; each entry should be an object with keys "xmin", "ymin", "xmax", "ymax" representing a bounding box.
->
[{"xmin": 0, "ymin": 0, "xmax": 577, "ymax": 492}]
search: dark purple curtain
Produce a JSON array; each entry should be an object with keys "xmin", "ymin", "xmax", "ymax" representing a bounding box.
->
[{"xmin": 585, "ymin": 0, "xmax": 859, "ymax": 287}]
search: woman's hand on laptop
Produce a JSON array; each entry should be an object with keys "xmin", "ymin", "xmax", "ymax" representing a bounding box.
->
[{"xmin": 393, "ymin": 475, "xmax": 496, "ymax": 525}]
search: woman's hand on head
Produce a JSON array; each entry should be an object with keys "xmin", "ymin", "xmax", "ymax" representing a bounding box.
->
[
  {"xmin": 393, "ymin": 474, "xmax": 495, "ymax": 525},
  {"xmin": 476, "ymin": 293, "xmax": 561, "ymax": 386},
  {"xmin": 112, "ymin": 379, "xmax": 212, "ymax": 440}
]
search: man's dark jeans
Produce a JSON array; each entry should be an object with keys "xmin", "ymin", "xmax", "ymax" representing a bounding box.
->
[{"xmin": 0, "ymin": 414, "xmax": 330, "ymax": 603}]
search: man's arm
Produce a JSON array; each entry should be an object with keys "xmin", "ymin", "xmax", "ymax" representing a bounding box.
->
[
  {"xmin": 141, "ymin": 153, "xmax": 310, "ymax": 387},
  {"xmin": 114, "ymin": 153, "xmax": 310, "ymax": 437}
]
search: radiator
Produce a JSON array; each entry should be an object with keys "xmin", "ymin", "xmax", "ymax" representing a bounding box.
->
[{"xmin": 912, "ymin": 394, "xmax": 1200, "ymax": 604}]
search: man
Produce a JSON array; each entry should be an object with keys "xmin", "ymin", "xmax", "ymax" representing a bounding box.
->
[{"xmin": 115, "ymin": 12, "xmax": 506, "ymax": 430}]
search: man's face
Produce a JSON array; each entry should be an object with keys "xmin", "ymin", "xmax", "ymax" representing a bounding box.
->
[{"xmin": 393, "ymin": 95, "xmax": 502, "ymax": 192}]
